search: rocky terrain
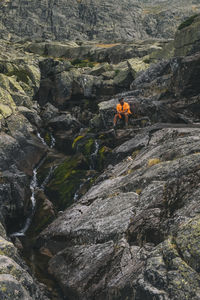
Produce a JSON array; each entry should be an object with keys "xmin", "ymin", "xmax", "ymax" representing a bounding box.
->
[
  {"xmin": 0, "ymin": 8, "xmax": 200, "ymax": 300},
  {"xmin": 0, "ymin": 0, "xmax": 199, "ymax": 41}
]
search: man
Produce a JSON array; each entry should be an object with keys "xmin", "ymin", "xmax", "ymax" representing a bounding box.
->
[{"xmin": 113, "ymin": 97, "xmax": 132, "ymax": 128}]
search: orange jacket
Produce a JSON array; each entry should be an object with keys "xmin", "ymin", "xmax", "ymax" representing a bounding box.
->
[{"xmin": 116, "ymin": 102, "xmax": 131, "ymax": 115}]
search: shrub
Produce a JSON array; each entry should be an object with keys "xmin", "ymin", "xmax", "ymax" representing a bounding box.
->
[
  {"xmin": 114, "ymin": 69, "xmax": 120, "ymax": 76},
  {"xmin": 71, "ymin": 58, "xmax": 96, "ymax": 68},
  {"xmin": 178, "ymin": 14, "xmax": 199, "ymax": 31}
]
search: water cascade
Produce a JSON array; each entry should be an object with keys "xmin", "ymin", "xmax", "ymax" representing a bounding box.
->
[
  {"xmin": 10, "ymin": 157, "xmax": 46, "ymax": 237},
  {"xmin": 37, "ymin": 132, "xmax": 48, "ymax": 146},
  {"xmin": 90, "ymin": 140, "xmax": 99, "ymax": 170},
  {"xmin": 10, "ymin": 132, "xmax": 56, "ymax": 237},
  {"xmin": 50, "ymin": 133, "xmax": 56, "ymax": 148}
]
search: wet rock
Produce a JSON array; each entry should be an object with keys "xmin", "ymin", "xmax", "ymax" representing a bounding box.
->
[{"xmin": 28, "ymin": 190, "xmax": 56, "ymax": 236}]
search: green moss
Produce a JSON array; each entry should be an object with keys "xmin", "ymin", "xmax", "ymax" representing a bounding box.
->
[
  {"xmin": 6, "ymin": 68, "xmax": 33, "ymax": 84},
  {"xmin": 46, "ymin": 155, "xmax": 88, "ymax": 210},
  {"xmin": 97, "ymin": 146, "xmax": 109, "ymax": 170},
  {"xmin": 44, "ymin": 132, "xmax": 51, "ymax": 146},
  {"xmin": 71, "ymin": 58, "xmax": 96, "ymax": 68},
  {"xmin": 114, "ymin": 69, "xmax": 120, "ymax": 76},
  {"xmin": 143, "ymin": 58, "xmax": 150, "ymax": 64},
  {"xmin": 84, "ymin": 138, "xmax": 94, "ymax": 156},
  {"xmin": 178, "ymin": 14, "xmax": 199, "ymax": 30}
]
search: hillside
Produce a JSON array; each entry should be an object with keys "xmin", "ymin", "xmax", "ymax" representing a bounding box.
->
[{"xmin": 0, "ymin": 0, "xmax": 199, "ymax": 41}]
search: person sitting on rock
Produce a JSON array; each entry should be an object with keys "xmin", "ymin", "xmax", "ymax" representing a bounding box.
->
[{"xmin": 113, "ymin": 97, "xmax": 132, "ymax": 128}]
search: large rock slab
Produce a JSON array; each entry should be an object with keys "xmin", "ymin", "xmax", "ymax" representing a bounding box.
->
[
  {"xmin": 174, "ymin": 14, "xmax": 200, "ymax": 56},
  {"xmin": 38, "ymin": 126, "xmax": 200, "ymax": 299}
]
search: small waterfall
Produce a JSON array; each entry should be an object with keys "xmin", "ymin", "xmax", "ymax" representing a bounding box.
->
[
  {"xmin": 10, "ymin": 157, "xmax": 46, "ymax": 237},
  {"xmin": 37, "ymin": 132, "xmax": 56, "ymax": 149},
  {"xmin": 10, "ymin": 130, "xmax": 56, "ymax": 237},
  {"xmin": 73, "ymin": 177, "xmax": 91, "ymax": 201},
  {"xmin": 37, "ymin": 132, "xmax": 48, "ymax": 147},
  {"xmin": 90, "ymin": 140, "xmax": 99, "ymax": 170},
  {"xmin": 50, "ymin": 133, "xmax": 56, "ymax": 148}
]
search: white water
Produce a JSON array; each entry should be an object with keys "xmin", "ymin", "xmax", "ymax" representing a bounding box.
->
[
  {"xmin": 37, "ymin": 132, "xmax": 56, "ymax": 149},
  {"xmin": 10, "ymin": 157, "xmax": 47, "ymax": 237},
  {"xmin": 10, "ymin": 133, "xmax": 56, "ymax": 237},
  {"xmin": 90, "ymin": 140, "xmax": 99, "ymax": 170},
  {"xmin": 37, "ymin": 132, "xmax": 48, "ymax": 147},
  {"xmin": 50, "ymin": 133, "xmax": 56, "ymax": 148}
]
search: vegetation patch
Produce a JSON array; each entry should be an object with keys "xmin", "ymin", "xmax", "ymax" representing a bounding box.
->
[
  {"xmin": 46, "ymin": 155, "xmax": 88, "ymax": 210},
  {"xmin": 136, "ymin": 189, "xmax": 142, "ymax": 195},
  {"xmin": 148, "ymin": 158, "xmax": 161, "ymax": 167},
  {"xmin": 97, "ymin": 146, "xmax": 107, "ymax": 170},
  {"xmin": 132, "ymin": 149, "xmax": 140, "ymax": 160},
  {"xmin": 6, "ymin": 68, "xmax": 33, "ymax": 84},
  {"xmin": 71, "ymin": 58, "xmax": 96, "ymax": 68},
  {"xmin": 178, "ymin": 14, "xmax": 199, "ymax": 30},
  {"xmin": 84, "ymin": 138, "xmax": 94, "ymax": 156},
  {"xmin": 143, "ymin": 57, "xmax": 150, "ymax": 64},
  {"xmin": 114, "ymin": 69, "xmax": 120, "ymax": 76},
  {"xmin": 95, "ymin": 43, "xmax": 120, "ymax": 48}
]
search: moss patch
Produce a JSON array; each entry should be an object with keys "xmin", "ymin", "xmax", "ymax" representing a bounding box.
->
[
  {"xmin": 178, "ymin": 14, "xmax": 199, "ymax": 30},
  {"xmin": 6, "ymin": 68, "xmax": 33, "ymax": 84},
  {"xmin": 46, "ymin": 155, "xmax": 88, "ymax": 210},
  {"xmin": 84, "ymin": 138, "xmax": 94, "ymax": 156},
  {"xmin": 71, "ymin": 58, "xmax": 96, "ymax": 68}
]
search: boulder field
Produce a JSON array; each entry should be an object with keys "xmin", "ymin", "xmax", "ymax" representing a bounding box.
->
[{"xmin": 0, "ymin": 14, "xmax": 200, "ymax": 300}]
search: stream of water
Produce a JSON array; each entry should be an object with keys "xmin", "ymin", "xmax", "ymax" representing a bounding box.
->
[
  {"xmin": 10, "ymin": 157, "xmax": 46, "ymax": 237},
  {"xmin": 10, "ymin": 132, "xmax": 56, "ymax": 237},
  {"xmin": 90, "ymin": 139, "xmax": 99, "ymax": 170}
]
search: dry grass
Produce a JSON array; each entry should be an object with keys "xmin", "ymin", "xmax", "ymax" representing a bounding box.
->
[
  {"xmin": 148, "ymin": 158, "xmax": 161, "ymax": 167},
  {"xmin": 95, "ymin": 43, "xmax": 120, "ymax": 48},
  {"xmin": 136, "ymin": 189, "xmax": 142, "ymax": 195},
  {"xmin": 192, "ymin": 5, "xmax": 198, "ymax": 12}
]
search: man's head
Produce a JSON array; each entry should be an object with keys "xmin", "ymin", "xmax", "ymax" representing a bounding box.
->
[{"xmin": 119, "ymin": 98, "xmax": 124, "ymax": 105}]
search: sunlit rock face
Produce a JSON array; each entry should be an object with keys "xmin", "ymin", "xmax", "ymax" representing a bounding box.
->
[{"xmin": 0, "ymin": 0, "xmax": 199, "ymax": 41}]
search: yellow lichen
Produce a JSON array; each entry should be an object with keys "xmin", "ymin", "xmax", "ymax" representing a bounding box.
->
[{"xmin": 72, "ymin": 135, "xmax": 84, "ymax": 149}]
